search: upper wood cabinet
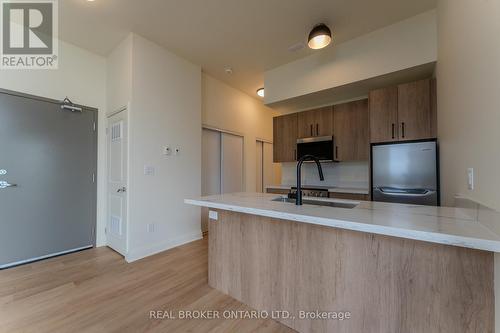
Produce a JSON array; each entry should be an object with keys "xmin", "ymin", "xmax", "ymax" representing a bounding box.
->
[
  {"xmin": 369, "ymin": 86, "xmax": 398, "ymax": 143},
  {"xmin": 273, "ymin": 113, "xmax": 298, "ymax": 163},
  {"xmin": 297, "ymin": 106, "xmax": 333, "ymax": 138},
  {"xmin": 333, "ymin": 99, "xmax": 369, "ymax": 161},
  {"xmin": 369, "ymin": 78, "xmax": 437, "ymax": 143},
  {"xmin": 397, "ymin": 79, "xmax": 432, "ymax": 141}
]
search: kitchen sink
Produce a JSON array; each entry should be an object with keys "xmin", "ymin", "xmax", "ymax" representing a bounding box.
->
[{"xmin": 271, "ymin": 197, "xmax": 358, "ymax": 209}]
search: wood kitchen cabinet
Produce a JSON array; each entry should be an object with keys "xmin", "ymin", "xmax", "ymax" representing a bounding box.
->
[
  {"xmin": 273, "ymin": 113, "xmax": 298, "ymax": 163},
  {"xmin": 369, "ymin": 86, "xmax": 398, "ymax": 143},
  {"xmin": 333, "ymin": 99, "xmax": 369, "ymax": 161},
  {"xmin": 297, "ymin": 106, "xmax": 333, "ymax": 138},
  {"xmin": 397, "ymin": 79, "xmax": 432, "ymax": 141},
  {"xmin": 369, "ymin": 78, "xmax": 436, "ymax": 143}
]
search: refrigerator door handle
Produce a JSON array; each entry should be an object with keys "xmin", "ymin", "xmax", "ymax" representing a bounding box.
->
[{"xmin": 378, "ymin": 187, "xmax": 435, "ymax": 197}]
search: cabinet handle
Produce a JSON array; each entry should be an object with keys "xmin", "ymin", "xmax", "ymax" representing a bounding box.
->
[
  {"xmin": 401, "ymin": 122, "xmax": 405, "ymax": 139},
  {"xmin": 335, "ymin": 146, "xmax": 339, "ymax": 160},
  {"xmin": 316, "ymin": 123, "xmax": 319, "ymax": 136},
  {"xmin": 392, "ymin": 123, "xmax": 395, "ymax": 139},
  {"xmin": 294, "ymin": 149, "xmax": 297, "ymax": 161},
  {"xmin": 310, "ymin": 124, "xmax": 313, "ymax": 137}
]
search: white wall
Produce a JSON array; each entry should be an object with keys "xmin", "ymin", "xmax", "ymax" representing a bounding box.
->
[
  {"xmin": 281, "ymin": 162, "xmax": 369, "ymax": 190},
  {"xmin": 436, "ymin": 0, "xmax": 500, "ymax": 211},
  {"xmin": 107, "ymin": 35, "xmax": 133, "ymax": 113},
  {"xmin": 436, "ymin": 1, "xmax": 500, "ymax": 329},
  {"xmin": 0, "ymin": 40, "xmax": 108, "ymax": 247},
  {"xmin": 125, "ymin": 34, "xmax": 202, "ymax": 262},
  {"xmin": 265, "ymin": 10, "xmax": 437, "ymax": 104},
  {"xmin": 202, "ymin": 74, "xmax": 280, "ymax": 192}
]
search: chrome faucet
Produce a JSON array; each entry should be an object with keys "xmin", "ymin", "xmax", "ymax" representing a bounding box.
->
[{"xmin": 296, "ymin": 155, "xmax": 324, "ymax": 205}]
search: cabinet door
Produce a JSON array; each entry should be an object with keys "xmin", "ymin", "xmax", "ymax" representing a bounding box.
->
[
  {"xmin": 334, "ymin": 99, "xmax": 369, "ymax": 161},
  {"xmin": 398, "ymin": 79, "xmax": 432, "ymax": 141},
  {"xmin": 273, "ymin": 113, "xmax": 298, "ymax": 163},
  {"xmin": 297, "ymin": 107, "xmax": 333, "ymax": 138},
  {"xmin": 369, "ymin": 86, "xmax": 398, "ymax": 143},
  {"xmin": 297, "ymin": 109, "xmax": 316, "ymax": 138},
  {"xmin": 315, "ymin": 106, "xmax": 333, "ymax": 137}
]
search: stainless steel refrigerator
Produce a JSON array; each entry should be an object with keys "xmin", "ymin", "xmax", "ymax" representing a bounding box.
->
[{"xmin": 371, "ymin": 140, "xmax": 439, "ymax": 206}]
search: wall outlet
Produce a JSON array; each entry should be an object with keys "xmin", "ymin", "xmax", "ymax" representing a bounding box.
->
[
  {"xmin": 147, "ymin": 223, "xmax": 155, "ymax": 233},
  {"xmin": 467, "ymin": 168, "xmax": 474, "ymax": 190},
  {"xmin": 163, "ymin": 146, "xmax": 172, "ymax": 156},
  {"xmin": 209, "ymin": 210, "xmax": 218, "ymax": 221},
  {"xmin": 144, "ymin": 165, "xmax": 155, "ymax": 176}
]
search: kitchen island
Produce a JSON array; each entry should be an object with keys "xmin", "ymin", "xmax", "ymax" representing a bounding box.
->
[{"xmin": 185, "ymin": 193, "xmax": 497, "ymax": 332}]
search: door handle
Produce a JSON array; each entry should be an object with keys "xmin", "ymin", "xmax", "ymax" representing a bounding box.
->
[
  {"xmin": 316, "ymin": 123, "xmax": 319, "ymax": 136},
  {"xmin": 310, "ymin": 124, "xmax": 313, "ymax": 137},
  {"xmin": 392, "ymin": 123, "xmax": 395, "ymax": 139},
  {"xmin": 0, "ymin": 181, "xmax": 17, "ymax": 189},
  {"xmin": 117, "ymin": 187, "xmax": 127, "ymax": 193},
  {"xmin": 401, "ymin": 122, "xmax": 405, "ymax": 138}
]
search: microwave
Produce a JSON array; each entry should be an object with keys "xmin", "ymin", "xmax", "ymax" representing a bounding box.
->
[{"xmin": 297, "ymin": 136, "xmax": 336, "ymax": 161}]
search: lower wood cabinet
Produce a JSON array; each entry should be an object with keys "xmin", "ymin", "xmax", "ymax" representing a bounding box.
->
[
  {"xmin": 329, "ymin": 192, "xmax": 370, "ymax": 201},
  {"xmin": 333, "ymin": 99, "xmax": 369, "ymax": 161},
  {"xmin": 266, "ymin": 188, "xmax": 290, "ymax": 195}
]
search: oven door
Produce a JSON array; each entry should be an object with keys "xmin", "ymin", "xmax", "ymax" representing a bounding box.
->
[{"xmin": 297, "ymin": 136, "xmax": 335, "ymax": 161}]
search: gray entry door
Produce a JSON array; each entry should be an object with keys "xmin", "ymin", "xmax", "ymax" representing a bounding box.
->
[{"xmin": 0, "ymin": 90, "xmax": 97, "ymax": 269}]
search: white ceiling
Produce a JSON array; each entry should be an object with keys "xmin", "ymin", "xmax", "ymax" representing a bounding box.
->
[{"xmin": 59, "ymin": 0, "xmax": 436, "ymax": 97}]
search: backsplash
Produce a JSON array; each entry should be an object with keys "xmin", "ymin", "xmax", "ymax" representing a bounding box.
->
[{"xmin": 280, "ymin": 161, "xmax": 370, "ymax": 189}]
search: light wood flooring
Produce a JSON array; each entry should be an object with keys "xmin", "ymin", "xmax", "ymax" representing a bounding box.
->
[{"xmin": 0, "ymin": 238, "xmax": 295, "ymax": 333}]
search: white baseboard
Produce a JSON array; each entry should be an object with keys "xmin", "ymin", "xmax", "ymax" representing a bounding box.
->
[{"xmin": 125, "ymin": 230, "xmax": 203, "ymax": 263}]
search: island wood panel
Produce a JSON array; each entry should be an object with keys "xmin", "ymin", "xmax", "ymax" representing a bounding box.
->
[
  {"xmin": 273, "ymin": 113, "xmax": 298, "ymax": 163},
  {"xmin": 208, "ymin": 210, "xmax": 494, "ymax": 333},
  {"xmin": 369, "ymin": 86, "xmax": 399, "ymax": 143}
]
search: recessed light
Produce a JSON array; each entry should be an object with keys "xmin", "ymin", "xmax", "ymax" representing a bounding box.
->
[
  {"xmin": 308, "ymin": 23, "xmax": 332, "ymax": 50},
  {"xmin": 257, "ymin": 88, "xmax": 265, "ymax": 98}
]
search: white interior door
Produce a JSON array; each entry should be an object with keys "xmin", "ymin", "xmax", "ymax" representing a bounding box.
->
[
  {"xmin": 221, "ymin": 133, "xmax": 244, "ymax": 193},
  {"xmin": 201, "ymin": 129, "xmax": 221, "ymax": 232},
  {"xmin": 106, "ymin": 110, "xmax": 128, "ymax": 255}
]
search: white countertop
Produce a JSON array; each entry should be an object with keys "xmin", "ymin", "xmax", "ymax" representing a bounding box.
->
[
  {"xmin": 185, "ymin": 192, "xmax": 500, "ymax": 252},
  {"xmin": 266, "ymin": 185, "xmax": 369, "ymax": 195}
]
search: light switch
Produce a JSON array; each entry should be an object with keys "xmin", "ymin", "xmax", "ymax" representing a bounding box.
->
[
  {"xmin": 144, "ymin": 165, "xmax": 155, "ymax": 176},
  {"xmin": 467, "ymin": 168, "xmax": 474, "ymax": 190}
]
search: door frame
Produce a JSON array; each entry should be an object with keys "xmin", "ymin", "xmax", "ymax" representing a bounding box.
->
[
  {"xmin": 0, "ymin": 88, "xmax": 99, "ymax": 250},
  {"xmin": 106, "ymin": 105, "xmax": 130, "ymax": 255}
]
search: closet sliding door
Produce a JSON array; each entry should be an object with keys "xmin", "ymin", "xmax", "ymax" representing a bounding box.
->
[
  {"xmin": 221, "ymin": 133, "xmax": 244, "ymax": 193},
  {"xmin": 201, "ymin": 129, "xmax": 244, "ymax": 233}
]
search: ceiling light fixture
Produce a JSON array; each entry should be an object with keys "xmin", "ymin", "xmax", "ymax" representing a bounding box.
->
[
  {"xmin": 308, "ymin": 23, "xmax": 332, "ymax": 50},
  {"xmin": 256, "ymin": 88, "xmax": 265, "ymax": 98}
]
